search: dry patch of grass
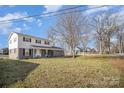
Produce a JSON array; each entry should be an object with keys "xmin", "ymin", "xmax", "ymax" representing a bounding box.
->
[
  {"xmin": 109, "ymin": 59, "xmax": 124, "ymax": 87},
  {"xmin": 11, "ymin": 57, "xmax": 121, "ymax": 88},
  {"xmin": 0, "ymin": 55, "xmax": 8, "ymax": 59},
  {"xmin": 109, "ymin": 59, "xmax": 124, "ymax": 70}
]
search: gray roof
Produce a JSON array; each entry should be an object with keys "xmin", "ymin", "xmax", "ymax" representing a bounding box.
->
[
  {"xmin": 31, "ymin": 45, "xmax": 63, "ymax": 50},
  {"xmin": 9, "ymin": 32, "xmax": 51, "ymax": 42}
]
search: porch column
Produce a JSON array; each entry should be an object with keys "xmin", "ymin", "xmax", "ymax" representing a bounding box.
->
[
  {"xmin": 32, "ymin": 48, "xmax": 36, "ymax": 58},
  {"xmin": 46, "ymin": 49, "xmax": 48, "ymax": 57},
  {"xmin": 32, "ymin": 49, "xmax": 34, "ymax": 58}
]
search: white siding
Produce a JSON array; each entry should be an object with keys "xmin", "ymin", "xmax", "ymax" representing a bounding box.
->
[
  {"xmin": 18, "ymin": 35, "xmax": 54, "ymax": 48},
  {"xmin": 18, "ymin": 35, "xmax": 32, "ymax": 49},
  {"xmin": 9, "ymin": 33, "xmax": 18, "ymax": 49}
]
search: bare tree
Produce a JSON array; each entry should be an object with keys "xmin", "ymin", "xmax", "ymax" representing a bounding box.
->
[
  {"xmin": 80, "ymin": 17, "xmax": 90, "ymax": 54},
  {"xmin": 80, "ymin": 35, "xmax": 89, "ymax": 54},
  {"xmin": 47, "ymin": 28, "xmax": 57, "ymax": 46},
  {"xmin": 116, "ymin": 23, "xmax": 124, "ymax": 53},
  {"xmin": 47, "ymin": 11, "xmax": 124, "ymax": 56},
  {"xmin": 91, "ymin": 12, "xmax": 119, "ymax": 54},
  {"xmin": 91, "ymin": 14, "xmax": 105, "ymax": 54},
  {"xmin": 49, "ymin": 10, "xmax": 86, "ymax": 58}
]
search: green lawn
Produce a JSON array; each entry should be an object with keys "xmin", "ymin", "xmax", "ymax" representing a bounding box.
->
[{"xmin": 0, "ymin": 56, "xmax": 124, "ymax": 88}]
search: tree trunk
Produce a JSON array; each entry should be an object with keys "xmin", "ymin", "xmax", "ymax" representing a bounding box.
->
[
  {"xmin": 119, "ymin": 36, "xmax": 122, "ymax": 53},
  {"xmin": 72, "ymin": 50, "xmax": 75, "ymax": 58},
  {"xmin": 99, "ymin": 41, "xmax": 102, "ymax": 54},
  {"xmin": 108, "ymin": 37, "xmax": 111, "ymax": 54},
  {"xmin": 119, "ymin": 43, "xmax": 122, "ymax": 53}
]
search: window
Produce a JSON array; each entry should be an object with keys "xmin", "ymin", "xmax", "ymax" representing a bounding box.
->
[
  {"xmin": 25, "ymin": 49, "xmax": 29, "ymax": 56},
  {"xmin": 23, "ymin": 37, "xmax": 25, "ymax": 41},
  {"xmin": 36, "ymin": 39, "xmax": 41, "ymax": 44},
  {"xmin": 23, "ymin": 37, "xmax": 31, "ymax": 42},
  {"xmin": 23, "ymin": 49, "xmax": 30, "ymax": 56},
  {"xmin": 23, "ymin": 49, "xmax": 25, "ymax": 56},
  {"xmin": 44, "ymin": 41, "xmax": 50, "ymax": 45},
  {"xmin": 30, "ymin": 38, "xmax": 31, "ymax": 42},
  {"xmin": 48, "ymin": 42, "xmax": 50, "ymax": 45}
]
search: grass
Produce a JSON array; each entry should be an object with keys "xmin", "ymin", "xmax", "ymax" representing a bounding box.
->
[
  {"xmin": 0, "ymin": 59, "xmax": 39, "ymax": 87},
  {"xmin": 0, "ymin": 56, "xmax": 124, "ymax": 88},
  {"xmin": 0, "ymin": 55, "xmax": 8, "ymax": 59}
]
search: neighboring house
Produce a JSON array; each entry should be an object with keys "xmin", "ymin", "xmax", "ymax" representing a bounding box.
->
[
  {"xmin": 76, "ymin": 47, "xmax": 96, "ymax": 55},
  {"xmin": 8, "ymin": 32, "xmax": 64, "ymax": 59},
  {"xmin": 0, "ymin": 48, "xmax": 8, "ymax": 55},
  {"xmin": 0, "ymin": 49, "xmax": 3, "ymax": 54},
  {"xmin": 2, "ymin": 48, "xmax": 9, "ymax": 55}
]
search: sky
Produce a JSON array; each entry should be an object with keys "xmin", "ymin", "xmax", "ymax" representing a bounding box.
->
[{"xmin": 0, "ymin": 5, "xmax": 124, "ymax": 48}]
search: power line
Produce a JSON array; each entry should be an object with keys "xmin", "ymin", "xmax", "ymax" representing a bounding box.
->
[
  {"xmin": 0, "ymin": 5, "xmax": 106, "ymax": 24},
  {"xmin": 0, "ymin": 5, "xmax": 84, "ymax": 23}
]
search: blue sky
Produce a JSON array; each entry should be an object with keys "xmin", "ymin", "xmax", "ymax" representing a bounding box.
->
[{"xmin": 0, "ymin": 5, "xmax": 124, "ymax": 48}]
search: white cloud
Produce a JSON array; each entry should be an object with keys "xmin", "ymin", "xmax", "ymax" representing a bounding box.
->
[
  {"xmin": 38, "ymin": 22, "xmax": 42, "ymax": 27},
  {"xmin": 23, "ymin": 23, "xmax": 30, "ymax": 30},
  {"xmin": 85, "ymin": 5, "xmax": 112, "ymax": 15},
  {"xmin": 86, "ymin": 6, "xmax": 124, "ymax": 27},
  {"xmin": 23, "ymin": 23, "xmax": 27, "ymax": 27},
  {"xmin": 0, "ymin": 13, "xmax": 24, "ymax": 21},
  {"xmin": 43, "ymin": 5, "xmax": 62, "ymax": 13},
  {"xmin": 13, "ymin": 27, "xmax": 22, "ymax": 32},
  {"xmin": 36, "ymin": 19, "xmax": 42, "ymax": 27},
  {"xmin": 0, "ymin": 23, "xmax": 22, "ymax": 34},
  {"xmin": 0, "ymin": 12, "xmax": 33, "ymax": 34},
  {"xmin": 0, "ymin": 12, "xmax": 35, "ymax": 23},
  {"xmin": 0, "ymin": 22, "xmax": 13, "ymax": 34}
]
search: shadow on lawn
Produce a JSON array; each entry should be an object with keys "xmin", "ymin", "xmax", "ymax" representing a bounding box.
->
[{"xmin": 0, "ymin": 59, "xmax": 39, "ymax": 88}]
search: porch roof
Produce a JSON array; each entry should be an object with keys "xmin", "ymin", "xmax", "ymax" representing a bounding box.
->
[{"xmin": 31, "ymin": 45, "xmax": 63, "ymax": 50}]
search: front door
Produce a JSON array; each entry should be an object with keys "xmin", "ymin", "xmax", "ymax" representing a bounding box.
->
[{"xmin": 29, "ymin": 49, "xmax": 33, "ymax": 58}]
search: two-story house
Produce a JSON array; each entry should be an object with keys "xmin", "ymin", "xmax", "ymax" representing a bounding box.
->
[{"xmin": 8, "ymin": 32, "xmax": 64, "ymax": 59}]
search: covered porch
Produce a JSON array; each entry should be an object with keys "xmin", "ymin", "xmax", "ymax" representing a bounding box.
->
[{"xmin": 31, "ymin": 45, "xmax": 64, "ymax": 58}]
